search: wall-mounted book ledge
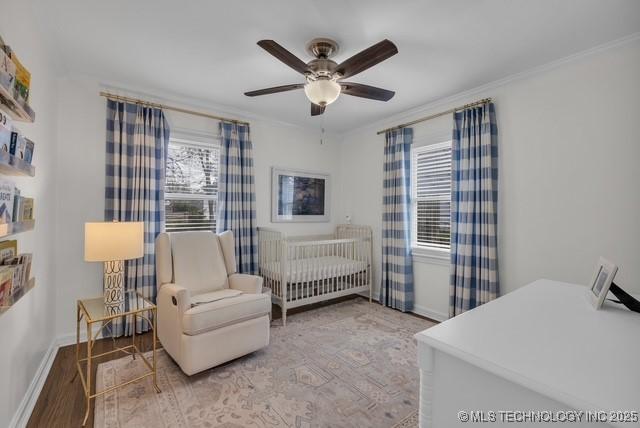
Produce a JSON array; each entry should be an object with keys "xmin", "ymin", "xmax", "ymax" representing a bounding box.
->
[
  {"xmin": 0, "ymin": 151, "xmax": 35, "ymax": 177},
  {"xmin": 0, "ymin": 277, "xmax": 35, "ymax": 314},
  {"xmin": 0, "ymin": 219, "xmax": 35, "ymax": 238}
]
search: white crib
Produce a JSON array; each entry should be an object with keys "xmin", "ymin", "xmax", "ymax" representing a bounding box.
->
[{"xmin": 258, "ymin": 225, "xmax": 373, "ymax": 325}]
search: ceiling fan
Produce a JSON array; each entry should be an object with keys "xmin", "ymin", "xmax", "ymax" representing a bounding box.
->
[{"xmin": 244, "ymin": 38, "xmax": 398, "ymax": 116}]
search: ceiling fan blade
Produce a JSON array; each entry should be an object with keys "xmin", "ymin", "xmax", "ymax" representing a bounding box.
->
[
  {"xmin": 257, "ymin": 40, "xmax": 310, "ymax": 75},
  {"xmin": 244, "ymin": 84, "xmax": 304, "ymax": 97},
  {"xmin": 311, "ymin": 103, "xmax": 325, "ymax": 116},
  {"xmin": 335, "ymin": 39, "xmax": 398, "ymax": 79},
  {"xmin": 340, "ymin": 82, "xmax": 395, "ymax": 101}
]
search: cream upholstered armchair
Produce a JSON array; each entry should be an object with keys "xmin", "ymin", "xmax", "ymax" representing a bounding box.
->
[{"xmin": 155, "ymin": 230, "xmax": 270, "ymax": 375}]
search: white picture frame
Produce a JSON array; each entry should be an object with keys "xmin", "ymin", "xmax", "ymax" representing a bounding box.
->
[
  {"xmin": 271, "ymin": 167, "xmax": 330, "ymax": 223},
  {"xmin": 588, "ymin": 257, "xmax": 618, "ymax": 310}
]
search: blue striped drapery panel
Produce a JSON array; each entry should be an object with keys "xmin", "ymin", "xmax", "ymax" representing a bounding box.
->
[
  {"xmin": 216, "ymin": 122, "xmax": 258, "ymax": 274},
  {"xmin": 449, "ymin": 102, "xmax": 499, "ymax": 317},
  {"xmin": 380, "ymin": 127, "xmax": 414, "ymax": 312},
  {"xmin": 105, "ymin": 100, "xmax": 170, "ymax": 336}
]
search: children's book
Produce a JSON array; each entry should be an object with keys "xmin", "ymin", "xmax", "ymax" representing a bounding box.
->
[
  {"xmin": 0, "ymin": 179, "xmax": 15, "ymax": 223},
  {"xmin": 0, "ymin": 239, "xmax": 17, "ymax": 262},
  {"xmin": 0, "ymin": 266, "xmax": 14, "ymax": 306}
]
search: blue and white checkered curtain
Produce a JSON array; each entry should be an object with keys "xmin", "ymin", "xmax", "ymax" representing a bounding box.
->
[
  {"xmin": 216, "ymin": 122, "xmax": 258, "ymax": 274},
  {"xmin": 449, "ymin": 102, "xmax": 499, "ymax": 317},
  {"xmin": 380, "ymin": 128, "xmax": 414, "ymax": 312},
  {"xmin": 105, "ymin": 100, "xmax": 170, "ymax": 336}
]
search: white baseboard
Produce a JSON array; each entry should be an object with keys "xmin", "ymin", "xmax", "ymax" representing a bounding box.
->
[
  {"xmin": 360, "ymin": 291, "xmax": 447, "ymax": 322},
  {"xmin": 8, "ymin": 330, "xmax": 106, "ymax": 428},
  {"xmin": 56, "ymin": 329, "xmax": 104, "ymax": 348},
  {"xmin": 412, "ymin": 304, "xmax": 448, "ymax": 322},
  {"xmin": 8, "ymin": 339, "xmax": 59, "ymax": 428}
]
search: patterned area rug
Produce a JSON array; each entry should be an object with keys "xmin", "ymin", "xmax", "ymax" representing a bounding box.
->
[{"xmin": 94, "ymin": 298, "xmax": 434, "ymax": 427}]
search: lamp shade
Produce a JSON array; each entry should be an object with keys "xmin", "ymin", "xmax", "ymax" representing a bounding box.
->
[
  {"xmin": 304, "ymin": 79, "xmax": 341, "ymax": 106},
  {"xmin": 84, "ymin": 222, "xmax": 144, "ymax": 262}
]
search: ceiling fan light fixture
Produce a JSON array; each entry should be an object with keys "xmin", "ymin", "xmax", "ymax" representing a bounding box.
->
[{"xmin": 304, "ymin": 78, "xmax": 341, "ymax": 107}]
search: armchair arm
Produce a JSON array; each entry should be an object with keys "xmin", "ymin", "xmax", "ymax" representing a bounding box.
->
[
  {"xmin": 158, "ymin": 283, "xmax": 190, "ymax": 314},
  {"xmin": 156, "ymin": 283, "xmax": 190, "ymax": 362},
  {"xmin": 229, "ymin": 274, "xmax": 264, "ymax": 294}
]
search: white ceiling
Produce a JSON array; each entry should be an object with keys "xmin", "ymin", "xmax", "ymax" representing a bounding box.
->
[{"xmin": 34, "ymin": 0, "xmax": 640, "ymax": 133}]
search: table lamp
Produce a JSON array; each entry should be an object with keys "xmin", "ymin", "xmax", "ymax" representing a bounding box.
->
[{"xmin": 84, "ymin": 221, "xmax": 144, "ymax": 315}]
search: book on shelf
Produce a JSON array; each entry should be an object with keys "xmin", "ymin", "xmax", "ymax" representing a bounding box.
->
[
  {"xmin": 0, "ymin": 236, "xmax": 32, "ymax": 298},
  {"xmin": 19, "ymin": 253, "xmax": 32, "ymax": 286},
  {"xmin": 9, "ymin": 129, "xmax": 25, "ymax": 158},
  {"xmin": 21, "ymin": 197, "xmax": 33, "ymax": 220},
  {"xmin": 3, "ymin": 256, "xmax": 23, "ymax": 294},
  {"xmin": 12, "ymin": 194, "xmax": 34, "ymax": 223},
  {"xmin": 0, "ymin": 178, "xmax": 15, "ymax": 223},
  {"xmin": 24, "ymin": 138, "xmax": 34, "ymax": 164},
  {"xmin": 10, "ymin": 53, "xmax": 30, "ymax": 104},
  {"xmin": 0, "ymin": 266, "xmax": 12, "ymax": 306},
  {"xmin": 0, "ymin": 232, "xmax": 35, "ymax": 304},
  {"xmin": 0, "ymin": 45, "xmax": 16, "ymax": 94},
  {"xmin": 0, "ymin": 239, "xmax": 17, "ymax": 261},
  {"xmin": 7, "ymin": 128, "xmax": 34, "ymax": 165},
  {"xmin": 12, "ymin": 190, "xmax": 20, "ymax": 222},
  {"xmin": 0, "ymin": 107, "xmax": 12, "ymax": 152},
  {"xmin": 0, "ymin": 110, "xmax": 35, "ymax": 165}
]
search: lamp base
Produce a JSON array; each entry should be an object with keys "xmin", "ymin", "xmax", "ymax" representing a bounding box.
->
[{"xmin": 104, "ymin": 260, "xmax": 125, "ymax": 315}]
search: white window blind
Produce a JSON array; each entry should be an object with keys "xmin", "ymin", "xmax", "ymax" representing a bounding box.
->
[
  {"xmin": 412, "ymin": 141, "xmax": 452, "ymax": 249},
  {"xmin": 165, "ymin": 138, "xmax": 219, "ymax": 232}
]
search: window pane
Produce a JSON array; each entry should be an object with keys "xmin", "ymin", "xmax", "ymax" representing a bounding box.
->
[
  {"xmin": 165, "ymin": 139, "xmax": 219, "ymax": 232},
  {"xmin": 416, "ymin": 200, "xmax": 450, "ymax": 247},
  {"xmin": 166, "ymin": 143, "xmax": 219, "ymax": 196},
  {"xmin": 165, "ymin": 198, "xmax": 216, "ymax": 232},
  {"xmin": 413, "ymin": 142, "xmax": 452, "ymax": 249}
]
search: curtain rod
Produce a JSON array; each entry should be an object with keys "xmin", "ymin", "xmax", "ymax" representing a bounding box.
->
[
  {"xmin": 99, "ymin": 91, "xmax": 250, "ymax": 126},
  {"xmin": 376, "ymin": 97, "xmax": 492, "ymax": 135}
]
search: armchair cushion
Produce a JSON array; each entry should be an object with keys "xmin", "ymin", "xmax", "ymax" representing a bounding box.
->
[
  {"xmin": 182, "ymin": 292, "xmax": 270, "ymax": 336},
  {"xmin": 229, "ymin": 273, "xmax": 264, "ymax": 294},
  {"xmin": 171, "ymin": 231, "xmax": 229, "ymax": 293}
]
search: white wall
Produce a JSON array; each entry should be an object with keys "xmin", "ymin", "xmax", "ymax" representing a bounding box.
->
[
  {"xmin": 0, "ymin": 1, "xmax": 59, "ymax": 426},
  {"xmin": 53, "ymin": 76, "xmax": 342, "ymax": 338},
  {"xmin": 338, "ymin": 38, "xmax": 640, "ymax": 320}
]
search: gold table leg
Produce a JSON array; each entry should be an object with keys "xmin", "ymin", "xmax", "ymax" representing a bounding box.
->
[
  {"xmin": 153, "ymin": 307, "xmax": 160, "ymax": 393},
  {"xmin": 83, "ymin": 320, "xmax": 92, "ymax": 426},
  {"xmin": 71, "ymin": 305, "xmax": 81, "ymax": 384},
  {"xmin": 132, "ymin": 313, "xmax": 136, "ymax": 360}
]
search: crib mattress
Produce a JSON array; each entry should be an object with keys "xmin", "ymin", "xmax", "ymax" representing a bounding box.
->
[{"xmin": 261, "ymin": 256, "xmax": 368, "ymax": 283}]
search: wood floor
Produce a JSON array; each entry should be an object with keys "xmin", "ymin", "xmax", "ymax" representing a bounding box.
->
[{"xmin": 27, "ymin": 296, "xmax": 435, "ymax": 427}]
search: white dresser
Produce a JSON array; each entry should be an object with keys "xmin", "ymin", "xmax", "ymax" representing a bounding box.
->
[{"xmin": 415, "ymin": 279, "xmax": 640, "ymax": 427}]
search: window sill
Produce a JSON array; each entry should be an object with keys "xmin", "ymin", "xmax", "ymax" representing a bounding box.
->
[{"xmin": 412, "ymin": 246, "xmax": 450, "ymax": 266}]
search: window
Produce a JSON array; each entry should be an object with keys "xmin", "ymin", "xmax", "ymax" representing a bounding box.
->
[
  {"xmin": 165, "ymin": 138, "xmax": 219, "ymax": 232},
  {"xmin": 412, "ymin": 141, "xmax": 452, "ymax": 250}
]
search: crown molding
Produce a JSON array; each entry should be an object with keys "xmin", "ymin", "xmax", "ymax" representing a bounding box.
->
[
  {"xmin": 340, "ymin": 32, "xmax": 640, "ymax": 140},
  {"xmin": 96, "ymin": 79, "xmax": 340, "ymax": 137}
]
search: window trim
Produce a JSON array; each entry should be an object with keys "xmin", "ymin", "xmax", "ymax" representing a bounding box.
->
[{"xmin": 411, "ymin": 140, "xmax": 452, "ymax": 263}]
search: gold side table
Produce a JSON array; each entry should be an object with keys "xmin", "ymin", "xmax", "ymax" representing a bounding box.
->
[{"xmin": 75, "ymin": 291, "xmax": 160, "ymax": 426}]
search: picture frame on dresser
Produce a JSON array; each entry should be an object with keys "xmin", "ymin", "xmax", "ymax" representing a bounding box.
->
[
  {"xmin": 588, "ymin": 257, "xmax": 618, "ymax": 309},
  {"xmin": 271, "ymin": 167, "xmax": 330, "ymax": 223}
]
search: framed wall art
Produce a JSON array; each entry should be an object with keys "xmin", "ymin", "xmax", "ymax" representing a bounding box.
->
[{"xmin": 271, "ymin": 167, "xmax": 330, "ymax": 223}]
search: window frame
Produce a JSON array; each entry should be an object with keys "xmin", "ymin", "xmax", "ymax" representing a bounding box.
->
[
  {"xmin": 411, "ymin": 140, "xmax": 452, "ymax": 264},
  {"xmin": 164, "ymin": 136, "xmax": 220, "ymax": 233}
]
